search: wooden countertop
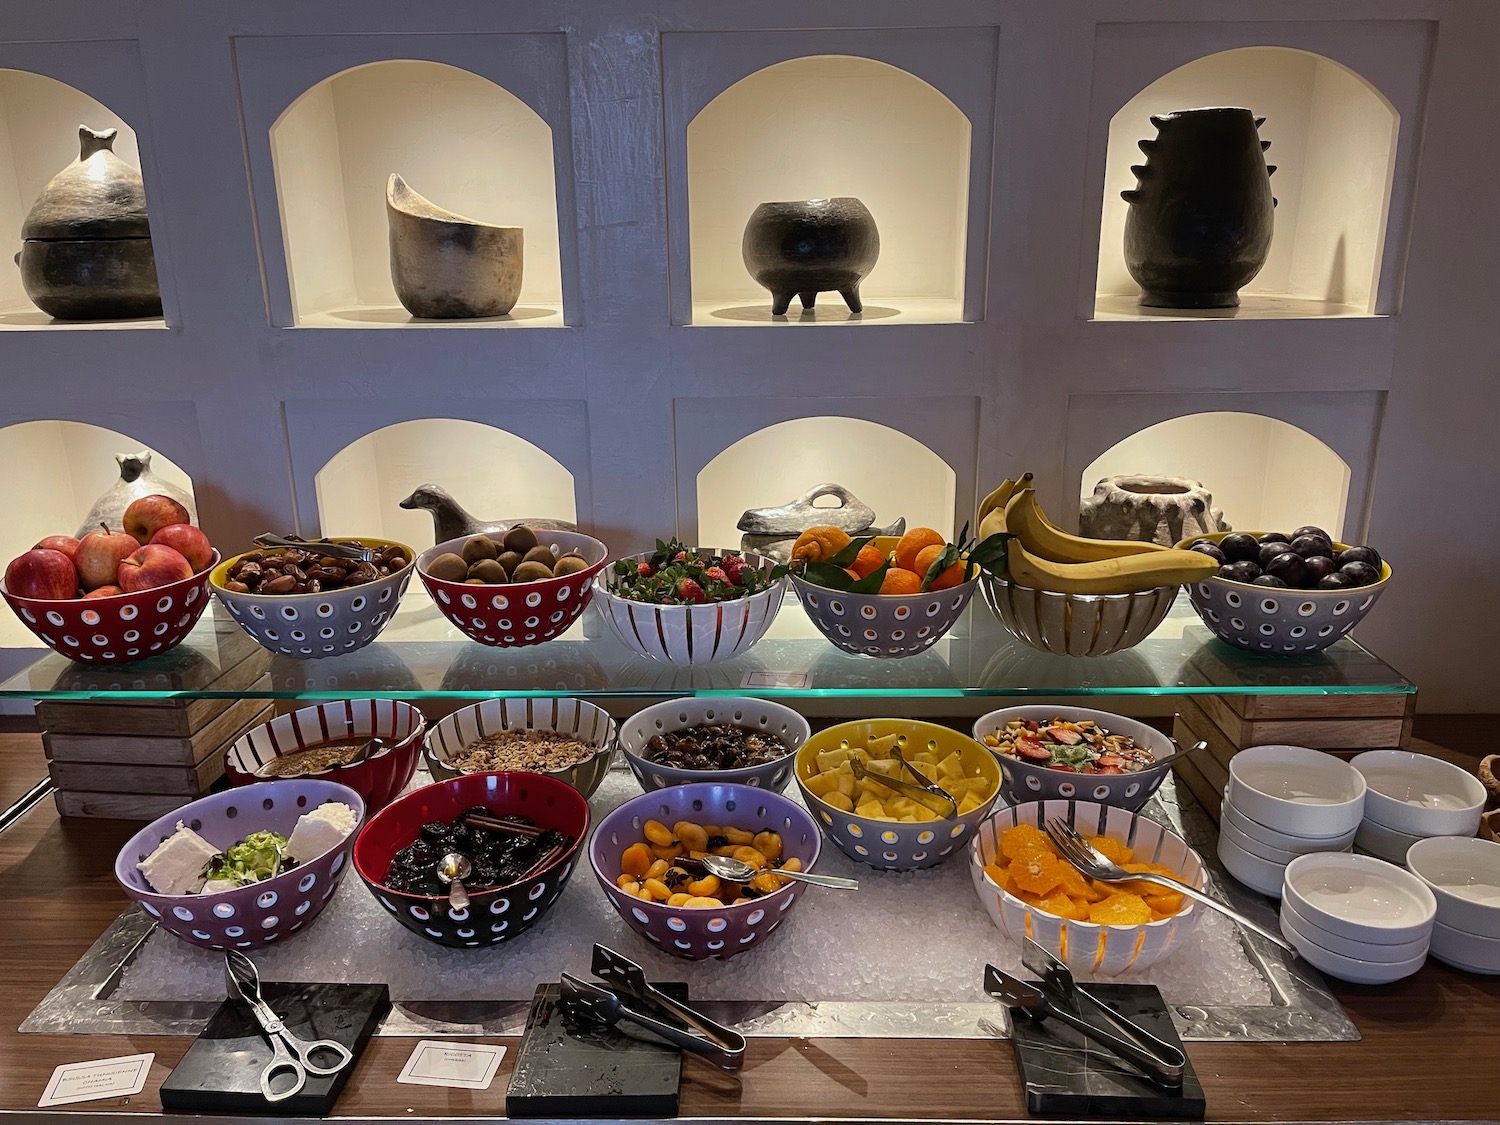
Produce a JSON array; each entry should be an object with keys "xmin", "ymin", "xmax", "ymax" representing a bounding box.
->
[{"xmin": 1, "ymin": 729, "xmax": 1496, "ymax": 1124}]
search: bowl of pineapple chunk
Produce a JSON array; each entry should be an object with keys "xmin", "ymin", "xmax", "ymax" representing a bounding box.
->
[
  {"xmin": 794, "ymin": 719, "xmax": 1002, "ymax": 870},
  {"xmin": 970, "ymin": 799, "xmax": 1208, "ymax": 974}
]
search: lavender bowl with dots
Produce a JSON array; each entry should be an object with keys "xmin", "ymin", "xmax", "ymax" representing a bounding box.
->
[
  {"xmin": 589, "ymin": 782, "xmax": 821, "ymax": 961},
  {"xmin": 1177, "ymin": 531, "xmax": 1392, "ymax": 655},
  {"xmin": 354, "ymin": 770, "xmax": 589, "ymax": 949},
  {"xmin": 210, "ymin": 538, "xmax": 415, "ymax": 660},
  {"xmin": 790, "ymin": 571, "xmax": 977, "ymax": 659},
  {"xmin": 114, "ymin": 778, "xmax": 365, "ymax": 952}
]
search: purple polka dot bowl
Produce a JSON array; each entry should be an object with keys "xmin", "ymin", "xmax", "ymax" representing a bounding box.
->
[
  {"xmin": 2, "ymin": 551, "xmax": 219, "ymax": 665},
  {"xmin": 589, "ymin": 782, "xmax": 822, "ymax": 961},
  {"xmin": 211, "ymin": 538, "xmax": 415, "ymax": 660},
  {"xmin": 790, "ymin": 572, "xmax": 977, "ymax": 659},
  {"xmin": 114, "ymin": 778, "xmax": 365, "ymax": 952},
  {"xmin": 617, "ymin": 696, "xmax": 809, "ymax": 795},
  {"xmin": 417, "ymin": 531, "xmax": 609, "ymax": 649},
  {"xmin": 354, "ymin": 770, "xmax": 589, "ymax": 949}
]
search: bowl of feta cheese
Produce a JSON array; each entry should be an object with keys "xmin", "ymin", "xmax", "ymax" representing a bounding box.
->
[{"xmin": 115, "ymin": 778, "xmax": 364, "ymax": 951}]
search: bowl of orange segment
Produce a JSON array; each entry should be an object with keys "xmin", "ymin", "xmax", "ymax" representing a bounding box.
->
[
  {"xmin": 970, "ymin": 799, "xmax": 1208, "ymax": 974},
  {"xmin": 788, "ymin": 526, "xmax": 980, "ymax": 658}
]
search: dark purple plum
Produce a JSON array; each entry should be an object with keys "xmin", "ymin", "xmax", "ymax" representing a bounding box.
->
[
  {"xmin": 1258, "ymin": 542, "xmax": 1289, "ymax": 568},
  {"xmin": 1291, "ymin": 526, "xmax": 1330, "ymax": 542},
  {"xmin": 1252, "ymin": 574, "xmax": 1288, "ymax": 588},
  {"xmin": 1265, "ymin": 551, "xmax": 1310, "ymax": 586},
  {"xmin": 1257, "ymin": 532, "xmax": 1291, "ymax": 545},
  {"xmin": 1339, "ymin": 561, "xmax": 1382, "ymax": 587},
  {"xmin": 1218, "ymin": 560, "xmax": 1262, "ymax": 584},
  {"xmin": 1303, "ymin": 555, "xmax": 1339, "ymax": 584},
  {"xmin": 1290, "ymin": 534, "xmax": 1335, "ymax": 559},
  {"xmin": 1316, "ymin": 572, "xmax": 1354, "ymax": 589},
  {"xmin": 1190, "ymin": 541, "xmax": 1227, "ymax": 564},
  {"xmin": 1219, "ymin": 533, "xmax": 1261, "ymax": 563},
  {"xmin": 1338, "ymin": 546, "xmax": 1382, "ymax": 570}
]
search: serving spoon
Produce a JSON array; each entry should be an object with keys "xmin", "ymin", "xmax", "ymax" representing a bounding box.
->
[
  {"xmin": 435, "ymin": 853, "xmax": 472, "ymax": 910},
  {"xmin": 680, "ymin": 853, "xmax": 858, "ymax": 890}
]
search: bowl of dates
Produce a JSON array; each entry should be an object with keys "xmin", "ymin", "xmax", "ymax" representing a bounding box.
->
[
  {"xmin": 618, "ymin": 697, "xmax": 810, "ymax": 793},
  {"xmin": 211, "ymin": 537, "xmax": 415, "ymax": 659},
  {"xmin": 972, "ymin": 705, "xmax": 1176, "ymax": 811},
  {"xmin": 353, "ymin": 770, "xmax": 588, "ymax": 948},
  {"xmin": 1179, "ymin": 528, "xmax": 1392, "ymax": 655}
]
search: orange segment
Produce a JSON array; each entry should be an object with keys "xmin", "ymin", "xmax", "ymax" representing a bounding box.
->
[
  {"xmin": 1088, "ymin": 892, "xmax": 1153, "ymax": 926},
  {"xmin": 1000, "ymin": 824, "xmax": 1054, "ymax": 862},
  {"xmin": 1088, "ymin": 835, "xmax": 1135, "ymax": 866},
  {"xmin": 1013, "ymin": 850, "xmax": 1063, "ymax": 896},
  {"xmin": 1035, "ymin": 890, "xmax": 1089, "ymax": 921},
  {"xmin": 894, "ymin": 527, "xmax": 945, "ymax": 572}
]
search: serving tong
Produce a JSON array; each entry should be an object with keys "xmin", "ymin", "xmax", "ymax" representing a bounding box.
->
[
  {"xmin": 850, "ymin": 746, "xmax": 957, "ymax": 818},
  {"xmin": 254, "ymin": 534, "xmax": 380, "ymax": 564},
  {"xmin": 560, "ymin": 944, "xmax": 745, "ymax": 1071},
  {"xmin": 225, "ymin": 950, "xmax": 353, "ymax": 1102}
]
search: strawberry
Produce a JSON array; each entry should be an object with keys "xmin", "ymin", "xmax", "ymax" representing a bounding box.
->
[
  {"xmin": 1095, "ymin": 754, "xmax": 1127, "ymax": 770},
  {"xmin": 637, "ymin": 561, "xmax": 655, "ymax": 577},
  {"xmin": 1095, "ymin": 765, "xmax": 1124, "ymax": 775},
  {"xmin": 726, "ymin": 561, "xmax": 749, "ymax": 586},
  {"xmin": 721, "ymin": 554, "xmax": 743, "ymax": 567},
  {"xmin": 676, "ymin": 578, "xmax": 706, "ymax": 603},
  {"xmin": 673, "ymin": 550, "xmax": 688, "ymax": 562},
  {"xmin": 1015, "ymin": 737, "xmax": 1052, "ymax": 763},
  {"xmin": 705, "ymin": 566, "xmax": 729, "ymax": 584}
]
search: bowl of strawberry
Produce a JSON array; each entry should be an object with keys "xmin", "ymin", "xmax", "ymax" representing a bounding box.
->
[
  {"xmin": 593, "ymin": 539, "xmax": 787, "ymax": 665},
  {"xmin": 971, "ymin": 705, "xmax": 1176, "ymax": 811}
]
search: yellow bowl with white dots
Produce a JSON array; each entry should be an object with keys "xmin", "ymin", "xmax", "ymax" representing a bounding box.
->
[{"xmin": 793, "ymin": 719, "xmax": 1001, "ymax": 871}]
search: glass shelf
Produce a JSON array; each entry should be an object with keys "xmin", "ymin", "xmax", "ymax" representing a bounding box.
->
[{"xmin": 0, "ymin": 590, "xmax": 1415, "ymax": 703}]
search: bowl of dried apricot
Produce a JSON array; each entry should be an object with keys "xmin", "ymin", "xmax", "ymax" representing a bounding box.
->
[{"xmin": 970, "ymin": 800, "xmax": 1208, "ymax": 974}]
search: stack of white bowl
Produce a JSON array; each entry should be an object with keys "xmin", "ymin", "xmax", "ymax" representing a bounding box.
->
[
  {"xmin": 1279, "ymin": 851, "xmax": 1436, "ymax": 983},
  {"xmin": 1407, "ymin": 837, "xmax": 1500, "ymax": 974},
  {"xmin": 1218, "ymin": 745, "xmax": 1366, "ymax": 897},
  {"xmin": 1349, "ymin": 750, "xmax": 1487, "ymax": 865}
]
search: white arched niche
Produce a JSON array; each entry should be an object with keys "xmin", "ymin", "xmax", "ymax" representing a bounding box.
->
[
  {"xmin": 696, "ymin": 417, "xmax": 957, "ymax": 551},
  {"xmin": 0, "ymin": 420, "xmax": 193, "ymax": 647},
  {"xmin": 1096, "ymin": 47, "xmax": 1398, "ymax": 319},
  {"xmin": 687, "ymin": 55, "xmax": 971, "ymax": 325},
  {"xmin": 0, "ymin": 69, "xmax": 163, "ymax": 328},
  {"xmin": 1081, "ymin": 412, "xmax": 1351, "ymax": 540},
  {"xmin": 315, "ymin": 419, "xmax": 577, "ymax": 549},
  {"xmin": 270, "ymin": 60, "xmax": 562, "ymax": 328}
]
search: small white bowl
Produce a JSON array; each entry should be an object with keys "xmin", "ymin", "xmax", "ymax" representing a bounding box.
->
[
  {"xmin": 1279, "ymin": 895, "xmax": 1429, "ymax": 962},
  {"xmin": 1217, "ymin": 831, "xmax": 1287, "ymax": 897},
  {"xmin": 1226, "ymin": 745, "xmax": 1366, "ymax": 839},
  {"xmin": 1351, "ymin": 750, "xmax": 1486, "ymax": 838},
  {"xmin": 1222, "ymin": 797, "xmax": 1357, "ymax": 853},
  {"xmin": 1283, "ymin": 923, "xmax": 1428, "ymax": 985},
  {"xmin": 1428, "ymin": 918, "xmax": 1500, "ymax": 974},
  {"xmin": 1353, "ymin": 817, "xmax": 1424, "ymax": 866},
  {"xmin": 1283, "ymin": 852, "xmax": 1437, "ymax": 945},
  {"xmin": 1406, "ymin": 836, "xmax": 1500, "ymax": 936},
  {"xmin": 1221, "ymin": 813, "xmax": 1300, "ymax": 865}
]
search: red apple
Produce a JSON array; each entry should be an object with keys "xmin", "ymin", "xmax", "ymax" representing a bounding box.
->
[
  {"xmin": 34, "ymin": 535, "xmax": 80, "ymax": 562},
  {"xmin": 76, "ymin": 524, "xmax": 141, "ymax": 590},
  {"xmin": 82, "ymin": 584, "xmax": 124, "ymax": 599},
  {"xmin": 4, "ymin": 548, "xmax": 79, "ymax": 600},
  {"xmin": 117, "ymin": 544, "xmax": 193, "ymax": 593},
  {"xmin": 149, "ymin": 523, "xmax": 213, "ymax": 573},
  {"xmin": 122, "ymin": 494, "xmax": 191, "ymax": 545}
]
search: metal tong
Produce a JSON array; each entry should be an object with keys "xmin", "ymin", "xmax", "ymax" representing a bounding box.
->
[
  {"xmin": 225, "ymin": 950, "xmax": 353, "ymax": 1102},
  {"xmin": 560, "ymin": 944, "xmax": 745, "ymax": 1071},
  {"xmin": 850, "ymin": 746, "xmax": 957, "ymax": 818},
  {"xmin": 254, "ymin": 534, "xmax": 379, "ymax": 564}
]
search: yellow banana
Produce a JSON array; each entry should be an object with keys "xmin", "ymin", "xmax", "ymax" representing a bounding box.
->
[
  {"xmin": 1004, "ymin": 488, "xmax": 1168, "ymax": 564},
  {"xmin": 1005, "ymin": 537, "xmax": 1217, "ymax": 594},
  {"xmin": 977, "ymin": 472, "xmax": 1032, "ymax": 541}
]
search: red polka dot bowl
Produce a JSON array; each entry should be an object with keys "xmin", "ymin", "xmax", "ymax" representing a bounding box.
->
[
  {"xmin": 416, "ymin": 531, "xmax": 608, "ymax": 648},
  {"xmin": 2, "ymin": 551, "xmax": 219, "ymax": 665},
  {"xmin": 114, "ymin": 778, "xmax": 365, "ymax": 952}
]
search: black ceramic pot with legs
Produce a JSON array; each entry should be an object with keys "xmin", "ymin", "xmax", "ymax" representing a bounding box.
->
[{"xmin": 741, "ymin": 197, "xmax": 880, "ymax": 316}]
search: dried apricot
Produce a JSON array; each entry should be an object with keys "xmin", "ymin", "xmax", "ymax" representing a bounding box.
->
[{"xmin": 620, "ymin": 842, "xmax": 652, "ymax": 878}]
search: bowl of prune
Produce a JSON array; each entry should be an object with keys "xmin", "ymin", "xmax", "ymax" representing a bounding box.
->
[
  {"xmin": 618, "ymin": 697, "xmax": 810, "ymax": 793},
  {"xmin": 353, "ymin": 770, "xmax": 588, "ymax": 948},
  {"xmin": 1178, "ymin": 528, "xmax": 1392, "ymax": 655}
]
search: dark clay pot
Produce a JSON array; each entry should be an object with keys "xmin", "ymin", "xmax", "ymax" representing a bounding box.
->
[
  {"xmin": 741, "ymin": 197, "xmax": 879, "ymax": 315},
  {"xmin": 1122, "ymin": 107, "xmax": 1276, "ymax": 309}
]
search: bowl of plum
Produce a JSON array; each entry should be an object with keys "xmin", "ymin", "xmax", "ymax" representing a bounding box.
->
[{"xmin": 1178, "ymin": 527, "xmax": 1392, "ymax": 655}]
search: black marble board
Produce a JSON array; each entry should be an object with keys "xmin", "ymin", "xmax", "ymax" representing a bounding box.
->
[
  {"xmin": 506, "ymin": 981, "xmax": 688, "ymax": 1117},
  {"xmin": 160, "ymin": 982, "xmax": 389, "ymax": 1116},
  {"xmin": 1008, "ymin": 981, "xmax": 1205, "ymax": 1119}
]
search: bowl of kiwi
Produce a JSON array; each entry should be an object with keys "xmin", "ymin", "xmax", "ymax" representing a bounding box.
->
[{"xmin": 415, "ymin": 525, "xmax": 610, "ymax": 648}]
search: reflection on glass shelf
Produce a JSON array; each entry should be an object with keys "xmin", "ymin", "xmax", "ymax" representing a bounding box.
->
[
  {"xmin": 0, "ymin": 589, "xmax": 1414, "ymax": 702},
  {"xmin": 1092, "ymin": 293, "xmax": 1380, "ymax": 322}
]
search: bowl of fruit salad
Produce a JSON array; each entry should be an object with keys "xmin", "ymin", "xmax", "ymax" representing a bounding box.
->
[
  {"xmin": 973, "ymin": 705, "xmax": 1176, "ymax": 811},
  {"xmin": 970, "ymin": 799, "xmax": 1207, "ymax": 974},
  {"xmin": 1179, "ymin": 527, "xmax": 1392, "ymax": 655},
  {"xmin": 593, "ymin": 539, "xmax": 786, "ymax": 665},
  {"xmin": 794, "ymin": 719, "xmax": 1002, "ymax": 870}
]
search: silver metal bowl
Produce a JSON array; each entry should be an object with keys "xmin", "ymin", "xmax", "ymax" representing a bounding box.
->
[{"xmin": 981, "ymin": 574, "xmax": 1177, "ymax": 657}]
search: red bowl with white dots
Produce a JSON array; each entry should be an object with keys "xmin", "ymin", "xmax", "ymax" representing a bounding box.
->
[
  {"xmin": 1, "ymin": 551, "xmax": 219, "ymax": 665},
  {"xmin": 416, "ymin": 531, "xmax": 608, "ymax": 648}
]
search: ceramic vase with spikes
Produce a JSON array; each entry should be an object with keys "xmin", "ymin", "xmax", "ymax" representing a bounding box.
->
[{"xmin": 1121, "ymin": 107, "xmax": 1277, "ymax": 309}]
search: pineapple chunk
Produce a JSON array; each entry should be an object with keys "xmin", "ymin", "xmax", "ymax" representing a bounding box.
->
[
  {"xmin": 823, "ymin": 792, "xmax": 855, "ymax": 812},
  {"xmin": 835, "ymin": 771, "xmax": 855, "ymax": 798},
  {"xmin": 936, "ymin": 751, "xmax": 966, "ymax": 780},
  {"xmin": 803, "ymin": 771, "xmax": 839, "ymax": 797},
  {"xmin": 817, "ymin": 748, "xmax": 850, "ymax": 772},
  {"xmin": 855, "ymin": 799, "xmax": 886, "ymax": 819}
]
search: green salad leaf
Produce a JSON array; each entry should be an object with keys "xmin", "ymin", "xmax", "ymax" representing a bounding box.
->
[{"xmin": 203, "ymin": 830, "xmax": 287, "ymax": 886}]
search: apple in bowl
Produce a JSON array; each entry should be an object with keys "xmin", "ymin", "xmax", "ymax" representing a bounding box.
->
[
  {"xmin": 119, "ymin": 544, "xmax": 195, "ymax": 593},
  {"xmin": 123, "ymin": 494, "xmax": 191, "ymax": 545},
  {"xmin": 3, "ymin": 548, "xmax": 78, "ymax": 601},
  {"xmin": 76, "ymin": 525, "xmax": 141, "ymax": 590}
]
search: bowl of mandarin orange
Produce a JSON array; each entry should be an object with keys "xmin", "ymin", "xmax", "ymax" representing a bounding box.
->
[
  {"xmin": 788, "ymin": 525, "xmax": 983, "ymax": 658},
  {"xmin": 969, "ymin": 800, "xmax": 1209, "ymax": 974}
]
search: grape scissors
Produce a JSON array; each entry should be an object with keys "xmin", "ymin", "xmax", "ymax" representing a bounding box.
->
[{"xmin": 224, "ymin": 950, "xmax": 353, "ymax": 1102}]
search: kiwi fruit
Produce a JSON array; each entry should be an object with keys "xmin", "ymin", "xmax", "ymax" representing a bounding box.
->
[
  {"xmin": 464, "ymin": 578, "xmax": 486, "ymax": 585},
  {"xmin": 522, "ymin": 545, "xmax": 557, "ymax": 568},
  {"xmin": 461, "ymin": 535, "xmax": 498, "ymax": 565},
  {"xmin": 427, "ymin": 552, "xmax": 469, "ymax": 582},
  {"xmin": 503, "ymin": 525, "xmax": 539, "ymax": 555},
  {"xmin": 467, "ymin": 559, "xmax": 508, "ymax": 584},
  {"xmin": 511, "ymin": 560, "xmax": 555, "ymax": 583},
  {"xmin": 496, "ymin": 550, "xmax": 524, "ymax": 576},
  {"xmin": 553, "ymin": 554, "xmax": 590, "ymax": 577}
]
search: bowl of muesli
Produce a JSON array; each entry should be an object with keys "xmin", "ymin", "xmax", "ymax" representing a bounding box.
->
[
  {"xmin": 972, "ymin": 705, "xmax": 1176, "ymax": 811},
  {"xmin": 424, "ymin": 697, "xmax": 617, "ymax": 798}
]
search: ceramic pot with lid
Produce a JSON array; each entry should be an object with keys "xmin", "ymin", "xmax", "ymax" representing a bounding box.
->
[{"xmin": 16, "ymin": 125, "xmax": 162, "ymax": 320}]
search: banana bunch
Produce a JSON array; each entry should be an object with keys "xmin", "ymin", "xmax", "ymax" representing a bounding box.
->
[{"xmin": 976, "ymin": 478, "xmax": 1217, "ymax": 595}]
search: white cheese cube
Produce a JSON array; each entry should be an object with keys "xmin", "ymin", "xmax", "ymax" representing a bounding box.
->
[
  {"xmin": 137, "ymin": 822, "xmax": 220, "ymax": 896},
  {"xmin": 285, "ymin": 801, "xmax": 358, "ymax": 864}
]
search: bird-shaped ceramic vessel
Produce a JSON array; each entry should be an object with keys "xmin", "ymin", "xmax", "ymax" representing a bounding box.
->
[{"xmin": 399, "ymin": 484, "xmax": 576, "ymax": 546}]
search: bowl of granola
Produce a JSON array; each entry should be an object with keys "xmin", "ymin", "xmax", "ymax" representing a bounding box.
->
[
  {"xmin": 972, "ymin": 705, "xmax": 1176, "ymax": 811},
  {"xmin": 424, "ymin": 697, "xmax": 617, "ymax": 798}
]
